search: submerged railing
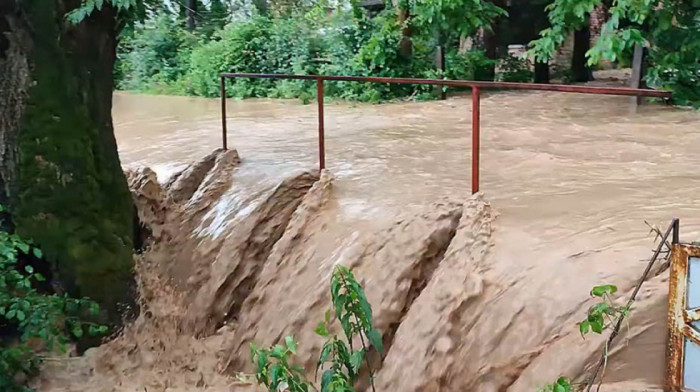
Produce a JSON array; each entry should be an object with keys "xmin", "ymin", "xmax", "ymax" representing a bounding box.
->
[{"xmin": 219, "ymin": 73, "xmax": 671, "ymax": 194}]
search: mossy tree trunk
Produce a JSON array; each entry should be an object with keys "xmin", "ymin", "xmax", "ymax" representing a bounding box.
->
[{"xmin": 0, "ymin": 0, "xmax": 135, "ymax": 323}]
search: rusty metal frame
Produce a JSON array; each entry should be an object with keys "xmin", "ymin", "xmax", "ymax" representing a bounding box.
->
[
  {"xmin": 584, "ymin": 218, "xmax": 679, "ymax": 390},
  {"xmin": 667, "ymin": 235, "xmax": 700, "ymax": 391},
  {"xmin": 219, "ymin": 73, "xmax": 672, "ymax": 194}
]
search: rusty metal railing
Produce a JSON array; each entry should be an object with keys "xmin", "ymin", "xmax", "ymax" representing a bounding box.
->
[{"xmin": 219, "ymin": 73, "xmax": 671, "ymax": 194}]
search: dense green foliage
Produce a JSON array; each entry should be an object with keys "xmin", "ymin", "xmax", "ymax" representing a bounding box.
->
[
  {"xmin": 251, "ymin": 266, "xmax": 382, "ymax": 392},
  {"xmin": 68, "ymin": 0, "xmax": 700, "ymax": 105},
  {"xmin": 113, "ymin": 1, "xmax": 513, "ymax": 102},
  {"xmin": 530, "ymin": 0, "xmax": 700, "ymax": 107},
  {"xmin": 0, "ymin": 207, "xmax": 106, "ymax": 392}
]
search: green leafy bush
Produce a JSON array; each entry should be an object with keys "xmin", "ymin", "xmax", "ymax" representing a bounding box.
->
[
  {"xmin": 181, "ymin": 16, "xmax": 275, "ymax": 97},
  {"xmin": 117, "ymin": 14, "xmax": 197, "ymax": 94},
  {"xmin": 539, "ymin": 376, "xmax": 571, "ymax": 392},
  {"xmin": 445, "ymin": 49, "xmax": 497, "ymax": 81},
  {"xmin": 115, "ymin": 4, "xmax": 508, "ymax": 102},
  {"xmin": 0, "ymin": 206, "xmax": 106, "ymax": 392},
  {"xmin": 497, "ymin": 55, "xmax": 533, "ymax": 83},
  {"xmin": 250, "ymin": 265, "xmax": 382, "ymax": 392},
  {"xmin": 529, "ymin": 0, "xmax": 700, "ymax": 107}
]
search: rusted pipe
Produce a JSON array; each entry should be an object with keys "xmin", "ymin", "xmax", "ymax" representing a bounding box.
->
[
  {"xmin": 220, "ymin": 73, "xmax": 672, "ymax": 98},
  {"xmin": 317, "ymin": 78, "xmax": 326, "ymax": 171},
  {"xmin": 220, "ymin": 77, "xmax": 228, "ymax": 150},
  {"xmin": 472, "ymin": 87, "xmax": 480, "ymax": 194},
  {"xmin": 666, "ymin": 240, "xmax": 700, "ymax": 391},
  {"xmin": 672, "ymin": 218, "xmax": 680, "ymax": 244}
]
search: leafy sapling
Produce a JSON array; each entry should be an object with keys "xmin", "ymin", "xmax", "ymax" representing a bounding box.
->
[{"xmin": 251, "ymin": 265, "xmax": 382, "ymax": 392}]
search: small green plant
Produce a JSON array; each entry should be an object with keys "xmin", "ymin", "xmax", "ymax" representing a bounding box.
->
[
  {"xmin": 578, "ymin": 285, "xmax": 628, "ymax": 337},
  {"xmin": 249, "ymin": 336, "xmax": 309, "ymax": 392},
  {"xmin": 445, "ymin": 49, "xmax": 498, "ymax": 82},
  {"xmin": 497, "ymin": 55, "xmax": 533, "ymax": 83},
  {"xmin": 0, "ymin": 205, "xmax": 107, "ymax": 392},
  {"xmin": 539, "ymin": 284, "xmax": 625, "ymax": 392},
  {"xmin": 250, "ymin": 265, "xmax": 382, "ymax": 392},
  {"xmin": 539, "ymin": 376, "xmax": 571, "ymax": 392}
]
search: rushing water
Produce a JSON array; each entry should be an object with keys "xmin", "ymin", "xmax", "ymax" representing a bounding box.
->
[
  {"xmin": 32, "ymin": 88, "xmax": 695, "ymax": 392},
  {"xmin": 114, "ymin": 90, "xmax": 700, "ymax": 247}
]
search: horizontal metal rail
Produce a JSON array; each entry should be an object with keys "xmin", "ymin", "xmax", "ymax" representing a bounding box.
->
[
  {"xmin": 221, "ymin": 73, "xmax": 672, "ymax": 97},
  {"xmin": 219, "ymin": 73, "xmax": 672, "ymax": 194}
]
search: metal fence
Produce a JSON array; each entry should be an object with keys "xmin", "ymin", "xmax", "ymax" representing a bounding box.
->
[{"xmin": 219, "ymin": 73, "xmax": 671, "ymax": 194}]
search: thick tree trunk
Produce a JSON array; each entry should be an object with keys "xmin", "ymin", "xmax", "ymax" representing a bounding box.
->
[
  {"xmin": 0, "ymin": 0, "xmax": 135, "ymax": 323},
  {"xmin": 572, "ymin": 26, "xmax": 593, "ymax": 82},
  {"xmin": 481, "ymin": 27, "xmax": 498, "ymax": 81},
  {"xmin": 397, "ymin": 5, "xmax": 412, "ymax": 59},
  {"xmin": 187, "ymin": 0, "xmax": 197, "ymax": 31},
  {"xmin": 534, "ymin": 60, "xmax": 550, "ymax": 83},
  {"xmin": 253, "ymin": 0, "xmax": 268, "ymax": 15}
]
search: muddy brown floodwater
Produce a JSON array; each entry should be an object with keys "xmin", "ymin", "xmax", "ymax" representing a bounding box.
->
[{"xmin": 37, "ymin": 90, "xmax": 700, "ymax": 392}]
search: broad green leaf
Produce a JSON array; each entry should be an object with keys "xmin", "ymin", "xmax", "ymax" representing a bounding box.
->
[
  {"xmin": 350, "ymin": 349, "xmax": 364, "ymax": 373},
  {"xmin": 24, "ymin": 265, "xmax": 34, "ymax": 274},
  {"xmin": 257, "ymin": 350, "xmax": 269, "ymax": 375},
  {"xmin": 367, "ymin": 328, "xmax": 383, "ymax": 353},
  {"xmin": 269, "ymin": 363, "xmax": 281, "ymax": 389},
  {"xmin": 16, "ymin": 242, "xmax": 29, "ymax": 253},
  {"xmin": 321, "ymin": 369, "xmax": 334, "ymax": 392},
  {"xmin": 557, "ymin": 377, "xmax": 570, "ymax": 387},
  {"xmin": 285, "ymin": 335, "xmax": 297, "ymax": 355},
  {"xmin": 317, "ymin": 341, "xmax": 332, "ymax": 372},
  {"xmin": 579, "ymin": 320, "xmax": 591, "ymax": 336},
  {"xmin": 591, "ymin": 285, "xmax": 617, "ymax": 297},
  {"xmin": 271, "ymin": 344, "xmax": 286, "ymax": 359},
  {"xmin": 32, "ymin": 248, "xmax": 43, "ymax": 258},
  {"xmin": 315, "ymin": 321, "xmax": 329, "ymax": 337},
  {"xmin": 72, "ymin": 325, "xmax": 83, "ymax": 338}
]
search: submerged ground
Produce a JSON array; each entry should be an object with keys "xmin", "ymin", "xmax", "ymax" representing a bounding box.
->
[{"xmin": 35, "ymin": 87, "xmax": 700, "ymax": 391}]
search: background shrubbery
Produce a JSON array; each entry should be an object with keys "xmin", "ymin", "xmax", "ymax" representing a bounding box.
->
[
  {"xmin": 114, "ymin": 0, "xmax": 699, "ymax": 106},
  {"xmin": 115, "ymin": 2, "xmax": 517, "ymax": 102}
]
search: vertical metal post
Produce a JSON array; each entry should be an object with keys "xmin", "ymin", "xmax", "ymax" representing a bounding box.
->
[
  {"xmin": 672, "ymin": 218, "xmax": 680, "ymax": 244},
  {"xmin": 220, "ymin": 76, "xmax": 228, "ymax": 150},
  {"xmin": 317, "ymin": 78, "xmax": 326, "ymax": 171},
  {"xmin": 471, "ymin": 86, "xmax": 480, "ymax": 194}
]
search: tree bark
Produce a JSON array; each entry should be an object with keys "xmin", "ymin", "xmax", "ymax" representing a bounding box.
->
[
  {"xmin": 534, "ymin": 60, "xmax": 550, "ymax": 83},
  {"xmin": 480, "ymin": 27, "xmax": 498, "ymax": 80},
  {"xmin": 0, "ymin": 0, "xmax": 135, "ymax": 323},
  {"xmin": 253, "ymin": 0, "xmax": 268, "ymax": 15},
  {"xmin": 397, "ymin": 5, "xmax": 412, "ymax": 59},
  {"xmin": 187, "ymin": 0, "xmax": 197, "ymax": 31},
  {"xmin": 572, "ymin": 26, "xmax": 593, "ymax": 82}
]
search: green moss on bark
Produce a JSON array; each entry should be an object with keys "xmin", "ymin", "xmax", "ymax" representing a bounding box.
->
[{"xmin": 11, "ymin": 0, "xmax": 135, "ymax": 321}]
